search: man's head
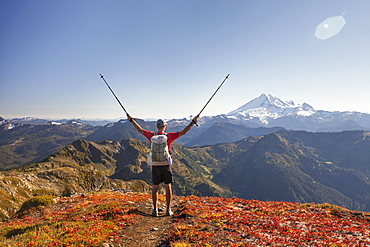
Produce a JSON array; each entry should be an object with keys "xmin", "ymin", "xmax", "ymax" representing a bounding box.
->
[{"xmin": 156, "ymin": 119, "xmax": 166, "ymax": 131}]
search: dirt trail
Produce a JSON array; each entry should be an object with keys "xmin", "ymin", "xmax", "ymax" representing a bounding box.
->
[{"xmin": 109, "ymin": 199, "xmax": 176, "ymax": 247}]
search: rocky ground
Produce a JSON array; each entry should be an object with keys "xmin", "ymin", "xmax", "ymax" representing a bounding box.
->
[{"xmin": 111, "ymin": 200, "xmax": 175, "ymax": 247}]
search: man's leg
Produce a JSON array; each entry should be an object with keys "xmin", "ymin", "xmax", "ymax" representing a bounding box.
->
[
  {"xmin": 164, "ymin": 183, "xmax": 173, "ymax": 215},
  {"xmin": 152, "ymin": 184, "xmax": 160, "ymax": 216},
  {"xmin": 164, "ymin": 183, "xmax": 172, "ymax": 208}
]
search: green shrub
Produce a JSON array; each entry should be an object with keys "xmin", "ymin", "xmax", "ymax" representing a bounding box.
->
[{"xmin": 18, "ymin": 195, "xmax": 54, "ymax": 213}]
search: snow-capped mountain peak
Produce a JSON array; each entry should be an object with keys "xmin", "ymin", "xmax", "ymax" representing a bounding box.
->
[{"xmin": 227, "ymin": 94, "xmax": 315, "ymax": 125}]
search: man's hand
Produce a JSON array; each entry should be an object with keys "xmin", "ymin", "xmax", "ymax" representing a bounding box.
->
[
  {"xmin": 127, "ymin": 115, "xmax": 134, "ymax": 122},
  {"xmin": 192, "ymin": 115, "xmax": 199, "ymax": 125}
]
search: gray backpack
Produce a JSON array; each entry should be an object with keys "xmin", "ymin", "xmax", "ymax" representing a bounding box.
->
[{"xmin": 148, "ymin": 133, "xmax": 172, "ymax": 165}]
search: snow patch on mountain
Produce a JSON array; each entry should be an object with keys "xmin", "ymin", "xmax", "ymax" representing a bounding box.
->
[
  {"xmin": 0, "ymin": 118, "xmax": 19, "ymax": 130},
  {"xmin": 227, "ymin": 94, "xmax": 315, "ymax": 125},
  {"xmin": 48, "ymin": 121, "xmax": 63, "ymax": 125}
]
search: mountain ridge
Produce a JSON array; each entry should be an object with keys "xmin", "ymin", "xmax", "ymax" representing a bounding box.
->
[
  {"xmin": 215, "ymin": 130, "xmax": 370, "ymax": 211},
  {"xmin": 5, "ymin": 92, "xmax": 370, "ymax": 131},
  {"xmin": 0, "ymin": 120, "xmax": 98, "ymax": 169}
]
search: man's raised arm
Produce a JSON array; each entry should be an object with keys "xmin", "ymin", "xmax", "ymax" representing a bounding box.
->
[
  {"xmin": 179, "ymin": 116, "xmax": 199, "ymax": 137},
  {"xmin": 127, "ymin": 115, "xmax": 145, "ymax": 134}
]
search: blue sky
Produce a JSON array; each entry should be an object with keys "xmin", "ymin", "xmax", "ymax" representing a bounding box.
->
[{"xmin": 1, "ymin": 0, "xmax": 370, "ymax": 120}]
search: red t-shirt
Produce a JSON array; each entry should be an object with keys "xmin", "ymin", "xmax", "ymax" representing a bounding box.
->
[{"xmin": 142, "ymin": 130, "xmax": 180, "ymax": 150}]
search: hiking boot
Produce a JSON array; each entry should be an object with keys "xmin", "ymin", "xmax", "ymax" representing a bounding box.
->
[
  {"xmin": 166, "ymin": 208, "xmax": 173, "ymax": 216},
  {"xmin": 151, "ymin": 209, "xmax": 158, "ymax": 217}
]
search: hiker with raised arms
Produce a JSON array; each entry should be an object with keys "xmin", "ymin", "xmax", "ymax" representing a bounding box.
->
[
  {"xmin": 100, "ymin": 73, "xmax": 228, "ymax": 216},
  {"xmin": 127, "ymin": 115, "xmax": 198, "ymax": 216}
]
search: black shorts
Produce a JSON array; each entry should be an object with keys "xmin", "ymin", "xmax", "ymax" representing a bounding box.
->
[{"xmin": 152, "ymin": 165, "xmax": 173, "ymax": 185}]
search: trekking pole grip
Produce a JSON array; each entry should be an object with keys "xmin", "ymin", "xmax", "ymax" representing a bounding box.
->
[
  {"xmin": 192, "ymin": 115, "xmax": 199, "ymax": 127},
  {"xmin": 192, "ymin": 119, "xmax": 198, "ymax": 127}
]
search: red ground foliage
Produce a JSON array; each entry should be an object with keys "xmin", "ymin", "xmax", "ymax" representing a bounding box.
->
[
  {"xmin": 1, "ymin": 192, "xmax": 369, "ymax": 246},
  {"xmin": 168, "ymin": 195, "xmax": 370, "ymax": 246}
]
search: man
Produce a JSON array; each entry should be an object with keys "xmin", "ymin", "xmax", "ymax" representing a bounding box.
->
[{"xmin": 127, "ymin": 115, "xmax": 199, "ymax": 216}]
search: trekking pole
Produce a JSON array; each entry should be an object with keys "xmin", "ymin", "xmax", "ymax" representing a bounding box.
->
[
  {"xmin": 195, "ymin": 74, "xmax": 230, "ymax": 126},
  {"xmin": 99, "ymin": 74, "xmax": 129, "ymax": 117}
]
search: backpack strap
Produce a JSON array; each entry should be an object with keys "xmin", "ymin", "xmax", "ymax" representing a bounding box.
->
[{"xmin": 154, "ymin": 132, "xmax": 167, "ymax": 136}]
